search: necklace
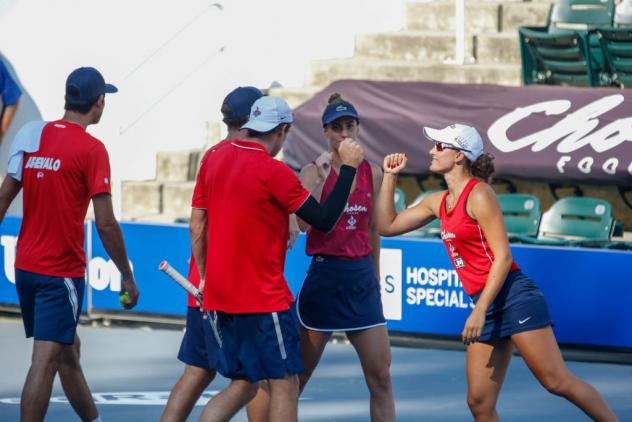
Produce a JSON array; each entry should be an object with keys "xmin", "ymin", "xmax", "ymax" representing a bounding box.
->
[{"xmin": 446, "ymin": 195, "xmax": 455, "ymax": 211}]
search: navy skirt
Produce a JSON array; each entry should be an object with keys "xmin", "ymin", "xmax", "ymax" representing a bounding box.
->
[
  {"xmin": 471, "ymin": 270, "xmax": 553, "ymax": 341},
  {"xmin": 297, "ymin": 255, "xmax": 386, "ymax": 332}
]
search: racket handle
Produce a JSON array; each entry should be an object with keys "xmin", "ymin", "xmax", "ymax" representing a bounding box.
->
[{"xmin": 159, "ymin": 260, "xmax": 203, "ymax": 303}]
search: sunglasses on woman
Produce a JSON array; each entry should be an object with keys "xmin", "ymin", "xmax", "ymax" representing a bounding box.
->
[{"xmin": 434, "ymin": 141, "xmax": 471, "ymax": 153}]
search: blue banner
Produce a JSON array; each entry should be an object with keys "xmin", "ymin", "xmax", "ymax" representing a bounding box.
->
[
  {"xmin": 0, "ymin": 217, "xmax": 630, "ymax": 349},
  {"xmin": 88, "ymin": 221, "xmax": 192, "ymax": 315},
  {"xmin": 0, "ymin": 217, "xmax": 23, "ymax": 308}
]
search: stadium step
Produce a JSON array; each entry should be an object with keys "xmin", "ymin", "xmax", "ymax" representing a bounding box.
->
[
  {"xmin": 406, "ymin": 1, "xmax": 551, "ymax": 33},
  {"xmin": 502, "ymin": 2, "xmax": 553, "ymax": 32},
  {"xmin": 355, "ymin": 31, "xmax": 476, "ymax": 62},
  {"xmin": 155, "ymin": 149, "xmax": 202, "ymax": 182},
  {"xmin": 406, "ymin": 1, "xmax": 500, "ymax": 33},
  {"xmin": 307, "ymin": 58, "xmax": 521, "ymax": 87},
  {"xmin": 268, "ymin": 86, "xmax": 321, "ymax": 109},
  {"xmin": 476, "ymin": 33, "xmax": 520, "ymax": 64},
  {"xmin": 121, "ymin": 181, "xmax": 163, "ymax": 219},
  {"xmin": 162, "ymin": 182, "xmax": 196, "ymax": 217},
  {"xmin": 121, "ymin": 180, "xmax": 197, "ymax": 220}
]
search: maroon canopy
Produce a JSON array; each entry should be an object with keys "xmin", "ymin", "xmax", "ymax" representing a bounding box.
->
[{"xmin": 282, "ymin": 80, "xmax": 632, "ymax": 186}]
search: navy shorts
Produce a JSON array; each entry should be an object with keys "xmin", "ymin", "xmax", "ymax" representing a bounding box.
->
[
  {"xmin": 178, "ymin": 307, "xmax": 218, "ymax": 370},
  {"xmin": 297, "ymin": 255, "xmax": 386, "ymax": 332},
  {"xmin": 214, "ymin": 307, "xmax": 303, "ymax": 383},
  {"xmin": 471, "ymin": 270, "xmax": 552, "ymax": 341},
  {"xmin": 15, "ymin": 269, "xmax": 84, "ymax": 345}
]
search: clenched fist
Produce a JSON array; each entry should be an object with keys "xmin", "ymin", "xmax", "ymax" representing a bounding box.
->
[
  {"xmin": 383, "ymin": 153, "xmax": 407, "ymax": 174},
  {"xmin": 338, "ymin": 138, "xmax": 364, "ymax": 168}
]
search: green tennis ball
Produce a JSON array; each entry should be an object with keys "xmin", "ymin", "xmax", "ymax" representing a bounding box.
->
[{"xmin": 119, "ymin": 292, "xmax": 132, "ymax": 306}]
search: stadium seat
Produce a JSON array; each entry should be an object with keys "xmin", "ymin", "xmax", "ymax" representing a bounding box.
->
[
  {"xmin": 549, "ymin": 0, "xmax": 615, "ymax": 33},
  {"xmin": 594, "ymin": 28, "xmax": 632, "ymax": 87},
  {"xmin": 402, "ymin": 190, "xmax": 441, "ymax": 238},
  {"xmin": 394, "ymin": 187, "xmax": 407, "ymax": 213},
  {"xmin": 519, "ymin": 27, "xmax": 610, "ymax": 86},
  {"xmin": 531, "ymin": 197, "xmax": 615, "ymax": 246},
  {"xmin": 497, "ymin": 194, "xmax": 542, "ymax": 242},
  {"xmin": 519, "ymin": 0, "xmax": 615, "ymax": 86},
  {"xmin": 519, "ymin": 28, "xmax": 606, "ymax": 86}
]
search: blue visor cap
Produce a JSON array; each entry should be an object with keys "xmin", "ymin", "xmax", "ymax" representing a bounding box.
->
[
  {"xmin": 321, "ymin": 100, "xmax": 360, "ymax": 126},
  {"xmin": 65, "ymin": 67, "xmax": 117, "ymax": 105}
]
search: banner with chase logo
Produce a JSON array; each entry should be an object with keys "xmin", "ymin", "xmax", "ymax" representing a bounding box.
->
[
  {"xmin": 283, "ymin": 80, "xmax": 632, "ymax": 186},
  {"xmin": 0, "ymin": 218, "xmax": 630, "ymax": 349}
]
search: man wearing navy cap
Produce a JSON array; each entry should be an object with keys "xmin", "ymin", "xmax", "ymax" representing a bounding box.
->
[
  {"xmin": 161, "ymin": 86, "xmax": 266, "ymax": 422},
  {"xmin": 0, "ymin": 66, "xmax": 139, "ymax": 422}
]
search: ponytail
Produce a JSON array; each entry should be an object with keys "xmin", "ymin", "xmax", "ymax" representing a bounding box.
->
[{"xmin": 470, "ymin": 153, "xmax": 495, "ymax": 183}]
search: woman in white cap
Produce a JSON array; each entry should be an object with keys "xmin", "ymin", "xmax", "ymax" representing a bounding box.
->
[
  {"xmin": 296, "ymin": 93, "xmax": 395, "ymax": 421},
  {"xmin": 376, "ymin": 124, "xmax": 618, "ymax": 422}
]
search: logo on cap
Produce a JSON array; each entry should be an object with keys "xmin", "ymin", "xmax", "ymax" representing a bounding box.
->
[
  {"xmin": 253, "ymin": 107, "xmax": 261, "ymax": 117},
  {"xmin": 335, "ymin": 105, "xmax": 347, "ymax": 112},
  {"xmin": 454, "ymin": 135, "xmax": 469, "ymax": 149}
]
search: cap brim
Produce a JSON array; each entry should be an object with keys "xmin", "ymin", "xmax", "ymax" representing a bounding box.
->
[
  {"xmin": 422, "ymin": 126, "xmax": 443, "ymax": 143},
  {"xmin": 104, "ymin": 83, "xmax": 118, "ymax": 94},
  {"xmin": 241, "ymin": 120, "xmax": 278, "ymax": 132},
  {"xmin": 323, "ymin": 111, "xmax": 359, "ymax": 126},
  {"xmin": 422, "ymin": 126, "xmax": 463, "ymax": 150}
]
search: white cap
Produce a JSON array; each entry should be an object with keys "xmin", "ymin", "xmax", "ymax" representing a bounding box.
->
[
  {"xmin": 422, "ymin": 123, "xmax": 484, "ymax": 162},
  {"xmin": 242, "ymin": 96, "xmax": 293, "ymax": 132}
]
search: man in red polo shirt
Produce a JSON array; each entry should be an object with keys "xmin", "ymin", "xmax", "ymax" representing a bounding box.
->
[
  {"xmin": 190, "ymin": 95, "xmax": 363, "ymax": 421},
  {"xmin": 160, "ymin": 86, "xmax": 264, "ymax": 422},
  {"xmin": 0, "ymin": 67, "xmax": 139, "ymax": 422}
]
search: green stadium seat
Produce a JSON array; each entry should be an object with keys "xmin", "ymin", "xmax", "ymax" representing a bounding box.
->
[
  {"xmin": 402, "ymin": 190, "xmax": 441, "ymax": 238},
  {"xmin": 549, "ymin": 0, "xmax": 615, "ymax": 33},
  {"xmin": 516, "ymin": 197, "xmax": 616, "ymax": 247},
  {"xmin": 605, "ymin": 240, "xmax": 632, "ymax": 250},
  {"xmin": 595, "ymin": 28, "xmax": 632, "ymax": 87},
  {"xmin": 518, "ymin": 0, "xmax": 615, "ymax": 87},
  {"xmin": 519, "ymin": 28, "xmax": 607, "ymax": 86},
  {"xmin": 539, "ymin": 197, "xmax": 614, "ymax": 240},
  {"xmin": 394, "ymin": 187, "xmax": 407, "ymax": 213},
  {"xmin": 612, "ymin": 220, "xmax": 625, "ymax": 237},
  {"xmin": 497, "ymin": 194, "xmax": 542, "ymax": 242}
]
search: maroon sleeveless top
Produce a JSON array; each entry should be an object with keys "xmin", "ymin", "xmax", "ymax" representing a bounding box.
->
[{"xmin": 306, "ymin": 160, "xmax": 373, "ymax": 259}]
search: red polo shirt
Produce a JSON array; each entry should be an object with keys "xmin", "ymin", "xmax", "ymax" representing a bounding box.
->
[
  {"xmin": 186, "ymin": 140, "xmax": 229, "ymax": 308},
  {"xmin": 192, "ymin": 139, "xmax": 309, "ymax": 313},
  {"xmin": 15, "ymin": 120, "xmax": 111, "ymax": 277}
]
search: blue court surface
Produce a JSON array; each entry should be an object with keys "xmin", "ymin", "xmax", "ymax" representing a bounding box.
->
[{"xmin": 1, "ymin": 317, "xmax": 631, "ymax": 421}]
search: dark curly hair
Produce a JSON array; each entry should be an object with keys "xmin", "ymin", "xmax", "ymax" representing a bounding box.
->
[{"xmin": 470, "ymin": 153, "xmax": 495, "ymax": 183}]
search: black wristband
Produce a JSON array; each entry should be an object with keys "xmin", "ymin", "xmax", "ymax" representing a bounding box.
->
[{"xmin": 296, "ymin": 164, "xmax": 357, "ymax": 232}]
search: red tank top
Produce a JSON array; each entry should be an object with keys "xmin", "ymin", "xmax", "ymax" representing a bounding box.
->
[
  {"xmin": 306, "ymin": 160, "xmax": 373, "ymax": 259},
  {"xmin": 440, "ymin": 178, "xmax": 519, "ymax": 295}
]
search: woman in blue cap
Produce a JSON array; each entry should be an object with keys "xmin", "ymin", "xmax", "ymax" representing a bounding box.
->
[{"xmin": 296, "ymin": 93, "xmax": 395, "ymax": 421}]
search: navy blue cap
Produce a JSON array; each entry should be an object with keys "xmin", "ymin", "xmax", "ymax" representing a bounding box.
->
[
  {"xmin": 222, "ymin": 86, "xmax": 264, "ymax": 120},
  {"xmin": 322, "ymin": 100, "xmax": 360, "ymax": 126},
  {"xmin": 65, "ymin": 67, "xmax": 117, "ymax": 105}
]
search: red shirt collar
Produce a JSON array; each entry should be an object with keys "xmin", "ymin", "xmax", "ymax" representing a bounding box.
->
[{"xmin": 230, "ymin": 139, "xmax": 267, "ymax": 153}]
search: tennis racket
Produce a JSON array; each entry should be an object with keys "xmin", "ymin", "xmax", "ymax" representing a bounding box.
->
[{"xmin": 158, "ymin": 260, "xmax": 222, "ymax": 347}]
